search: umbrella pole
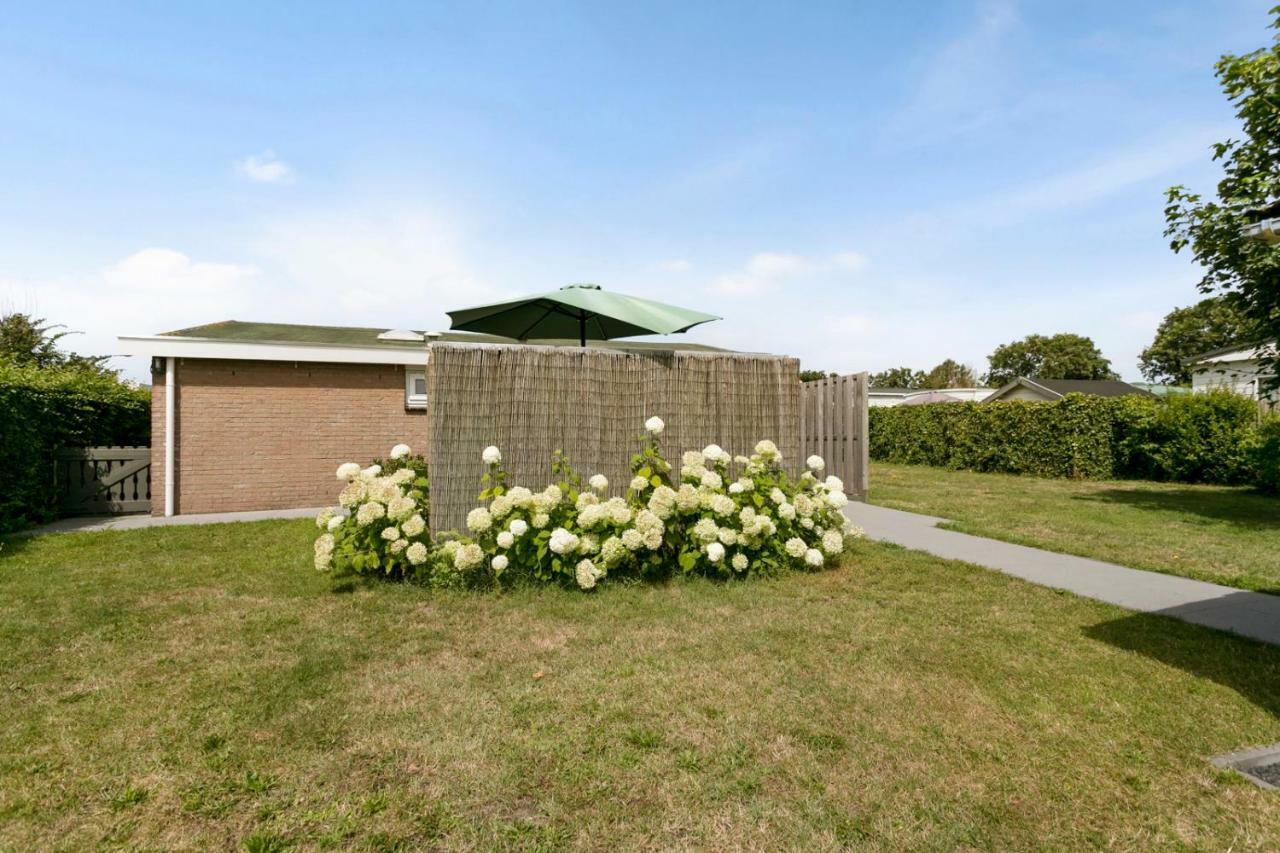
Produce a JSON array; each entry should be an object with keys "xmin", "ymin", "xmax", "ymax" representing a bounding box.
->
[{"xmin": 579, "ymin": 312, "xmax": 586, "ymax": 347}]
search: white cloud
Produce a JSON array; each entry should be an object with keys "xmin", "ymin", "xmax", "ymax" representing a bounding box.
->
[
  {"xmin": 102, "ymin": 248, "xmax": 258, "ymax": 294},
  {"xmin": 658, "ymin": 259, "xmax": 692, "ymax": 273},
  {"xmin": 235, "ymin": 150, "xmax": 294, "ymax": 183},
  {"xmin": 712, "ymin": 250, "xmax": 868, "ymax": 295}
]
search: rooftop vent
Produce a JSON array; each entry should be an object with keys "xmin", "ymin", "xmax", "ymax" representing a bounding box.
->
[{"xmin": 377, "ymin": 329, "xmax": 425, "ymax": 342}]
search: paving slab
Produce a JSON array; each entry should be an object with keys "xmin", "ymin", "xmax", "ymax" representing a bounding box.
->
[
  {"xmin": 22, "ymin": 507, "xmax": 326, "ymax": 536},
  {"xmin": 845, "ymin": 501, "xmax": 1280, "ymax": 647}
]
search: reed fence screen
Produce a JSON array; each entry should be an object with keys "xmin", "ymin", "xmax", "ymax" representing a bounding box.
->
[{"xmin": 425, "ymin": 342, "xmax": 802, "ymax": 533}]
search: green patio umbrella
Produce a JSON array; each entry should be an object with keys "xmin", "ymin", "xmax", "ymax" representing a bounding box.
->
[{"xmin": 445, "ymin": 283, "xmax": 721, "ymax": 346}]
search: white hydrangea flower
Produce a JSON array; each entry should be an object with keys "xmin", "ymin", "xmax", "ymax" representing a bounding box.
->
[
  {"xmin": 576, "ymin": 558, "xmax": 602, "ymax": 589},
  {"xmin": 356, "ymin": 502, "xmax": 385, "ymax": 526},
  {"xmin": 702, "ymin": 444, "xmax": 726, "ymax": 463},
  {"xmin": 794, "ymin": 494, "xmax": 815, "ymax": 517},
  {"xmin": 621, "ymin": 528, "xmax": 644, "ymax": 550},
  {"xmin": 402, "ymin": 514, "xmax": 426, "ymax": 537},
  {"xmin": 492, "ymin": 554, "xmax": 509, "ymax": 572},
  {"xmin": 648, "ymin": 485, "xmax": 677, "ymax": 519},
  {"xmin": 822, "ymin": 530, "xmax": 844, "ymax": 555},
  {"xmin": 315, "ymin": 507, "xmax": 335, "ymax": 529},
  {"xmin": 642, "ymin": 528, "xmax": 663, "ymax": 550},
  {"xmin": 824, "ymin": 475, "xmax": 845, "ymax": 493},
  {"xmin": 531, "ymin": 512, "xmax": 550, "ymax": 529},
  {"xmin": 338, "ymin": 481, "xmax": 366, "ymax": 508},
  {"xmin": 605, "ymin": 498, "xmax": 632, "ymax": 525},
  {"xmin": 482, "ymin": 446, "xmax": 502, "ymax": 465},
  {"xmin": 674, "ymin": 484, "xmax": 700, "ymax": 512},
  {"xmin": 804, "ymin": 548, "xmax": 824, "ymax": 568},
  {"xmin": 387, "ymin": 496, "xmax": 416, "ymax": 521},
  {"xmin": 490, "ymin": 494, "xmax": 514, "ymax": 519},
  {"xmin": 681, "ymin": 450, "xmax": 705, "ymax": 469},
  {"xmin": 731, "ymin": 553, "xmax": 749, "ymax": 572},
  {"xmin": 630, "ymin": 475, "xmax": 650, "ymax": 492},
  {"xmin": 509, "ymin": 518, "xmax": 529, "ymax": 537},
  {"xmin": 800, "ymin": 517, "xmax": 815, "ymax": 529},
  {"xmin": 693, "ymin": 518, "xmax": 719, "ymax": 543},
  {"xmin": 336, "ymin": 462, "xmax": 361, "ymax": 481},
  {"xmin": 466, "ymin": 507, "xmax": 493, "ymax": 533},
  {"xmin": 644, "ymin": 416, "xmax": 665, "ymax": 434},
  {"xmin": 827, "ymin": 491, "xmax": 849, "ymax": 509},
  {"xmin": 390, "ymin": 443, "xmax": 412, "ymax": 459},
  {"xmin": 806, "ymin": 455, "xmax": 825, "ymax": 472},
  {"xmin": 389, "ymin": 539, "xmax": 408, "ymax": 554},
  {"xmin": 454, "ymin": 543, "xmax": 485, "ymax": 571},
  {"xmin": 589, "ymin": 473, "xmax": 609, "ymax": 492},
  {"xmin": 844, "ymin": 521, "xmax": 866, "ymax": 539},
  {"xmin": 441, "ymin": 540, "xmax": 461, "ymax": 559},
  {"xmin": 406, "ymin": 541, "xmax": 429, "ymax": 565},
  {"xmin": 579, "ymin": 534, "xmax": 600, "ymax": 554},
  {"xmin": 711, "ymin": 494, "xmax": 735, "ymax": 516},
  {"xmin": 706, "ymin": 542, "xmax": 725, "ymax": 563},
  {"xmin": 381, "ymin": 526, "xmax": 401, "ymax": 541},
  {"xmin": 313, "ymin": 534, "xmax": 335, "ymax": 571},
  {"xmin": 600, "ymin": 536, "xmax": 627, "ymax": 566},
  {"xmin": 728, "ymin": 482, "xmax": 744, "ymax": 494},
  {"xmin": 327, "ymin": 514, "xmax": 344, "ymax": 532},
  {"xmin": 717, "ymin": 527, "xmax": 737, "ymax": 546},
  {"xmin": 769, "ymin": 487, "xmax": 786, "ymax": 505},
  {"xmin": 700, "ymin": 470, "xmax": 723, "ymax": 490},
  {"xmin": 497, "ymin": 531, "xmax": 515, "ymax": 549},
  {"xmin": 508, "ymin": 486, "xmax": 534, "ymax": 507},
  {"xmin": 362, "ymin": 464, "xmax": 382, "ymax": 478},
  {"xmin": 778, "ymin": 502, "xmax": 797, "ymax": 520},
  {"xmin": 549, "ymin": 527, "xmax": 579, "ymax": 555},
  {"xmin": 754, "ymin": 439, "xmax": 779, "ymax": 458},
  {"xmin": 391, "ymin": 468, "xmax": 416, "ymax": 485},
  {"xmin": 784, "ymin": 537, "xmax": 807, "ymax": 559}
]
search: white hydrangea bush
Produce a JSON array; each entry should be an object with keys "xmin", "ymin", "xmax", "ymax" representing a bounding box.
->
[
  {"xmin": 313, "ymin": 417, "xmax": 866, "ymax": 592},
  {"xmin": 313, "ymin": 444, "xmax": 435, "ymax": 581}
]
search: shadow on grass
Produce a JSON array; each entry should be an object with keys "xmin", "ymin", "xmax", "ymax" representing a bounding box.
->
[
  {"xmin": 1074, "ymin": 486, "xmax": 1280, "ymax": 529},
  {"xmin": 1084, "ymin": 610, "xmax": 1280, "ymax": 718}
]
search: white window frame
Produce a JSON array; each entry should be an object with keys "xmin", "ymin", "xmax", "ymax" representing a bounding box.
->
[{"xmin": 405, "ymin": 369, "xmax": 427, "ymax": 409}]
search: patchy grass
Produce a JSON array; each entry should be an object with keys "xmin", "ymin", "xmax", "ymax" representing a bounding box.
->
[
  {"xmin": 870, "ymin": 462, "xmax": 1280, "ymax": 594},
  {"xmin": 2, "ymin": 520, "xmax": 1280, "ymax": 849}
]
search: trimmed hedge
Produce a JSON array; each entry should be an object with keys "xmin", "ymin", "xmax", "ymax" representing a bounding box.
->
[
  {"xmin": 0, "ymin": 364, "xmax": 150, "ymax": 532},
  {"xmin": 869, "ymin": 390, "xmax": 1272, "ymax": 488}
]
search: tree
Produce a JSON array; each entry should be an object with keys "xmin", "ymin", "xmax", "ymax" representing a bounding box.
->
[
  {"xmin": 868, "ymin": 366, "xmax": 924, "ymax": 389},
  {"xmin": 799, "ymin": 369, "xmax": 836, "ymax": 382},
  {"xmin": 983, "ymin": 333, "xmax": 1117, "ymax": 387},
  {"xmin": 0, "ymin": 312, "xmax": 110, "ymax": 373},
  {"xmin": 1164, "ymin": 8, "xmax": 1280, "ymax": 391},
  {"xmin": 920, "ymin": 359, "xmax": 977, "ymax": 389},
  {"xmin": 1138, "ymin": 296, "xmax": 1251, "ymax": 384}
]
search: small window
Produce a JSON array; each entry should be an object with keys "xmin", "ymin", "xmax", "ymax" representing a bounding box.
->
[{"xmin": 405, "ymin": 369, "xmax": 427, "ymax": 409}]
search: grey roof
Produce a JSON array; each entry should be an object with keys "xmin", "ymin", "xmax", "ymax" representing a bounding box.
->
[
  {"xmin": 986, "ymin": 377, "xmax": 1154, "ymax": 402},
  {"xmin": 161, "ymin": 320, "xmax": 728, "ymax": 353}
]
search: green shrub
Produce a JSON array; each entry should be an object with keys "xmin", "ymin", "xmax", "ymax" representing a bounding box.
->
[
  {"xmin": 1253, "ymin": 417, "xmax": 1280, "ymax": 493},
  {"xmin": 314, "ymin": 419, "xmax": 861, "ymax": 591},
  {"xmin": 870, "ymin": 390, "xmax": 1269, "ymax": 485},
  {"xmin": 0, "ymin": 364, "xmax": 150, "ymax": 532}
]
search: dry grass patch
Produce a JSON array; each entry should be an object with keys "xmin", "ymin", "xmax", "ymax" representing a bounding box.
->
[{"xmin": 2, "ymin": 520, "xmax": 1280, "ymax": 849}]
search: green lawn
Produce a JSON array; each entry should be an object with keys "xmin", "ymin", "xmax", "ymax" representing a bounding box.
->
[
  {"xmin": 3, "ymin": 521, "xmax": 1280, "ymax": 849},
  {"xmin": 870, "ymin": 462, "xmax": 1280, "ymax": 594}
]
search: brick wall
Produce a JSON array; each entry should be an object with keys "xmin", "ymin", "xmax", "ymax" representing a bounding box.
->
[{"xmin": 151, "ymin": 359, "xmax": 426, "ymax": 515}]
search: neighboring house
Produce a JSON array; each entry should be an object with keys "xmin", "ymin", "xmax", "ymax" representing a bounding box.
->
[
  {"xmin": 118, "ymin": 320, "xmax": 724, "ymax": 517},
  {"xmin": 983, "ymin": 377, "xmax": 1154, "ymax": 403},
  {"xmin": 1127, "ymin": 382, "xmax": 1192, "ymax": 398},
  {"xmin": 1189, "ymin": 341, "xmax": 1277, "ymax": 405},
  {"xmin": 869, "ymin": 387, "xmax": 994, "ymax": 407}
]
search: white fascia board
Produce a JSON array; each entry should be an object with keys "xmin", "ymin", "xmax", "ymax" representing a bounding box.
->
[{"xmin": 117, "ymin": 335, "xmax": 429, "ymax": 366}]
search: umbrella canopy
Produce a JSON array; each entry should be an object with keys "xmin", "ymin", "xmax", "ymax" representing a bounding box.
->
[
  {"xmin": 446, "ymin": 283, "xmax": 721, "ymax": 346},
  {"xmin": 899, "ymin": 391, "xmax": 961, "ymax": 405}
]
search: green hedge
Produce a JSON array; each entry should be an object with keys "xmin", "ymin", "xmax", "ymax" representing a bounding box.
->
[
  {"xmin": 869, "ymin": 390, "xmax": 1271, "ymax": 487},
  {"xmin": 0, "ymin": 364, "xmax": 150, "ymax": 532}
]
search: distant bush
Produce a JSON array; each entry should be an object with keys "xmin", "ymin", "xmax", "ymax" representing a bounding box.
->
[
  {"xmin": 869, "ymin": 390, "xmax": 1270, "ymax": 487},
  {"xmin": 1254, "ymin": 417, "xmax": 1280, "ymax": 494},
  {"xmin": 0, "ymin": 364, "xmax": 150, "ymax": 532}
]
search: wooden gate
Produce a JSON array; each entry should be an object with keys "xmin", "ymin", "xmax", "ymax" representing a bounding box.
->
[
  {"xmin": 800, "ymin": 373, "xmax": 869, "ymax": 499},
  {"xmin": 55, "ymin": 446, "xmax": 151, "ymax": 515}
]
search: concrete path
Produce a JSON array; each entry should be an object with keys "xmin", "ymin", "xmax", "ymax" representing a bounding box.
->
[
  {"xmin": 845, "ymin": 501, "xmax": 1280, "ymax": 647},
  {"xmin": 23, "ymin": 507, "xmax": 325, "ymax": 536}
]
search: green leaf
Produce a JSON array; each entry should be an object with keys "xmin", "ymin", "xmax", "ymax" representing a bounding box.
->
[
  {"xmin": 678, "ymin": 551, "xmax": 696, "ymax": 572},
  {"xmin": 650, "ymin": 475, "xmax": 662, "ymax": 487},
  {"xmin": 638, "ymin": 465, "xmax": 651, "ymax": 478}
]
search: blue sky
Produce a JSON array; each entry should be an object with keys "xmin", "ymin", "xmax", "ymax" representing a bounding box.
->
[{"xmin": 0, "ymin": 0, "xmax": 1271, "ymax": 381}]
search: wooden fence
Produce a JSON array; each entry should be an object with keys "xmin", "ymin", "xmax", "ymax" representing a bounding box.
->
[
  {"xmin": 54, "ymin": 446, "xmax": 151, "ymax": 515},
  {"xmin": 425, "ymin": 342, "xmax": 802, "ymax": 533},
  {"xmin": 800, "ymin": 373, "xmax": 869, "ymax": 499}
]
